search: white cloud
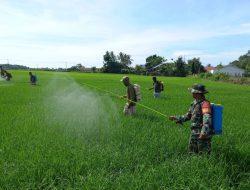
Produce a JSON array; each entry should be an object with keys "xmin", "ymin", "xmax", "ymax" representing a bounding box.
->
[
  {"xmin": 0, "ymin": 0, "xmax": 121, "ymax": 38},
  {"xmin": 0, "ymin": 25, "xmax": 248, "ymax": 67},
  {"xmin": 240, "ymin": 23, "xmax": 250, "ymax": 31},
  {"xmin": 198, "ymin": 50, "xmax": 247, "ymax": 65},
  {"xmin": 173, "ymin": 50, "xmax": 203, "ymax": 57}
]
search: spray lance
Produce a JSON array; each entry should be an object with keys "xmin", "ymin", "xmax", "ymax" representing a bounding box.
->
[{"xmin": 79, "ymin": 82, "xmax": 169, "ymax": 119}]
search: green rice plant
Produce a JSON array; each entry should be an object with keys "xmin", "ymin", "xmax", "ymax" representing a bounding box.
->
[{"xmin": 0, "ymin": 70, "xmax": 249, "ymax": 189}]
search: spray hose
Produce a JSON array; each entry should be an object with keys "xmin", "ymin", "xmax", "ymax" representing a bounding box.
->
[{"xmin": 78, "ymin": 82, "xmax": 167, "ymax": 118}]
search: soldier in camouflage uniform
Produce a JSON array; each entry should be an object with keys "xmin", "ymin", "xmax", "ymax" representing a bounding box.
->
[{"xmin": 169, "ymin": 84, "xmax": 212, "ymax": 154}]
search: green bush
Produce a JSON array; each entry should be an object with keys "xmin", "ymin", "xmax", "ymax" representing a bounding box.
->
[
  {"xmin": 238, "ymin": 77, "xmax": 247, "ymax": 84},
  {"xmin": 198, "ymin": 72, "xmax": 213, "ymax": 79},
  {"xmin": 204, "ymin": 72, "xmax": 213, "ymax": 78},
  {"xmin": 199, "ymin": 73, "xmax": 205, "ymax": 78},
  {"xmin": 199, "ymin": 72, "xmax": 249, "ymax": 84},
  {"xmin": 210, "ymin": 73, "xmax": 230, "ymax": 81}
]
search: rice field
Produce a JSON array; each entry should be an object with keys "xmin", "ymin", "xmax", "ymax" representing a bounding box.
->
[{"xmin": 0, "ymin": 70, "xmax": 249, "ymax": 189}]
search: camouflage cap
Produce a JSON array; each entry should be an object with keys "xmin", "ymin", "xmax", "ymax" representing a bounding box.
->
[
  {"xmin": 120, "ymin": 76, "xmax": 129, "ymax": 82},
  {"xmin": 188, "ymin": 84, "xmax": 208, "ymax": 94}
]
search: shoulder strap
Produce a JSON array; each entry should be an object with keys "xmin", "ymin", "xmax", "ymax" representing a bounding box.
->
[
  {"xmin": 133, "ymin": 84, "xmax": 137, "ymax": 102},
  {"xmin": 201, "ymin": 100, "xmax": 211, "ymax": 114}
]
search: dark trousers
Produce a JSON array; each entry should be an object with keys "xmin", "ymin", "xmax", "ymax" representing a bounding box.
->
[{"xmin": 188, "ymin": 130, "xmax": 211, "ymax": 154}]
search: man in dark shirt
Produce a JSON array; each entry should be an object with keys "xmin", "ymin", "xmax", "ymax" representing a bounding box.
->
[
  {"xmin": 149, "ymin": 76, "xmax": 162, "ymax": 98},
  {"xmin": 120, "ymin": 76, "xmax": 137, "ymax": 116},
  {"xmin": 29, "ymin": 72, "xmax": 37, "ymax": 85}
]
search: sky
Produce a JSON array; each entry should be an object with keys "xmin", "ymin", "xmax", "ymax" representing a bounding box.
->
[{"xmin": 0, "ymin": 0, "xmax": 250, "ymax": 68}]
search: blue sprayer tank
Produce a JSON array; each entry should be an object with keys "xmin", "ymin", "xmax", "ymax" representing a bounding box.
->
[
  {"xmin": 211, "ymin": 103, "xmax": 223, "ymax": 135},
  {"xmin": 31, "ymin": 75, "xmax": 37, "ymax": 83}
]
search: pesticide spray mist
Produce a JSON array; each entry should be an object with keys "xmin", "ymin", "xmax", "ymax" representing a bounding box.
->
[
  {"xmin": 43, "ymin": 76, "xmax": 119, "ymax": 141},
  {"xmin": 0, "ymin": 77, "xmax": 13, "ymax": 86},
  {"xmin": 0, "ymin": 77, "xmax": 6, "ymax": 82}
]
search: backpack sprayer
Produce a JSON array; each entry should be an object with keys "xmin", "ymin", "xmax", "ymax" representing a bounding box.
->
[{"xmin": 211, "ymin": 103, "xmax": 223, "ymax": 135}]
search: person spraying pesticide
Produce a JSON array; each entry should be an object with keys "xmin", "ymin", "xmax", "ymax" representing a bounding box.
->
[
  {"xmin": 169, "ymin": 84, "xmax": 213, "ymax": 154},
  {"xmin": 120, "ymin": 76, "xmax": 140, "ymax": 116},
  {"xmin": 148, "ymin": 76, "xmax": 164, "ymax": 98},
  {"xmin": 3, "ymin": 70, "xmax": 12, "ymax": 81},
  {"xmin": 29, "ymin": 72, "xmax": 37, "ymax": 85}
]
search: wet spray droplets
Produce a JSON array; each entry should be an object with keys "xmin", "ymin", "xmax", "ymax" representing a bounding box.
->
[{"xmin": 43, "ymin": 76, "xmax": 119, "ymax": 139}]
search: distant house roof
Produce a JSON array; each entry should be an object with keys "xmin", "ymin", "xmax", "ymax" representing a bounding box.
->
[
  {"xmin": 216, "ymin": 64, "xmax": 245, "ymax": 72},
  {"xmin": 205, "ymin": 66, "xmax": 215, "ymax": 72},
  {"xmin": 83, "ymin": 68, "xmax": 92, "ymax": 71},
  {"xmin": 214, "ymin": 64, "xmax": 245, "ymax": 77}
]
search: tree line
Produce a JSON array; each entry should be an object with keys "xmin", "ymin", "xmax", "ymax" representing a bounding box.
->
[
  {"xmin": 101, "ymin": 51, "xmax": 206, "ymax": 77},
  {"xmin": 2, "ymin": 50, "xmax": 249, "ymax": 76},
  {"xmin": 100, "ymin": 50, "xmax": 250, "ymax": 77},
  {"xmin": 0, "ymin": 64, "xmax": 29, "ymax": 70}
]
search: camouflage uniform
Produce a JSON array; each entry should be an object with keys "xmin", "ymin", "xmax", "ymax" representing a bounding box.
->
[{"xmin": 175, "ymin": 85, "xmax": 212, "ymax": 154}]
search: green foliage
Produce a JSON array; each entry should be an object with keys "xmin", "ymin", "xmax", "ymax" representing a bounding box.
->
[
  {"xmin": 237, "ymin": 77, "xmax": 248, "ymax": 84},
  {"xmin": 199, "ymin": 72, "xmax": 230, "ymax": 81},
  {"xmin": 145, "ymin": 54, "xmax": 165, "ymax": 69},
  {"xmin": 118, "ymin": 52, "xmax": 133, "ymax": 68},
  {"xmin": 209, "ymin": 73, "xmax": 229, "ymax": 81},
  {"xmin": 230, "ymin": 50, "xmax": 250, "ymax": 75},
  {"xmin": 102, "ymin": 51, "xmax": 133, "ymax": 73},
  {"xmin": 199, "ymin": 72, "xmax": 213, "ymax": 79},
  {"xmin": 159, "ymin": 63, "xmax": 175, "ymax": 76},
  {"xmin": 134, "ymin": 65, "xmax": 146, "ymax": 75},
  {"xmin": 187, "ymin": 57, "xmax": 206, "ymax": 75},
  {"xmin": 216, "ymin": 63, "xmax": 224, "ymax": 69},
  {"xmin": 102, "ymin": 51, "xmax": 121, "ymax": 73},
  {"xmin": 101, "ymin": 53, "xmax": 211, "ymax": 77},
  {"xmin": 121, "ymin": 68, "xmax": 130, "ymax": 74},
  {"xmin": 243, "ymin": 64, "xmax": 250, "ymax": 77},
  {"xmin": 174, "ymin": 57, "xmax": 186, "ymax": 77},
  {"xmin": 198, "ymin": 72, "xmax": 250, "ymax": 84},
  {"xmin": 1, "ymin": 71, "xmax": 250, "ymax": 189}
]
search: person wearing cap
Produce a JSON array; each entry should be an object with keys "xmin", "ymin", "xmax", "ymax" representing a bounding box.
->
[
  {"xmin": 148, "ymin": 76, "xmax": 163, "ymax": 98},
  {"xmin": 169, "ymin": 84, "xmax": 212, "ymax": 154},
  {"xmin": 120, "ymin": 76, "xmax": 137, "ymax": 116}
]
